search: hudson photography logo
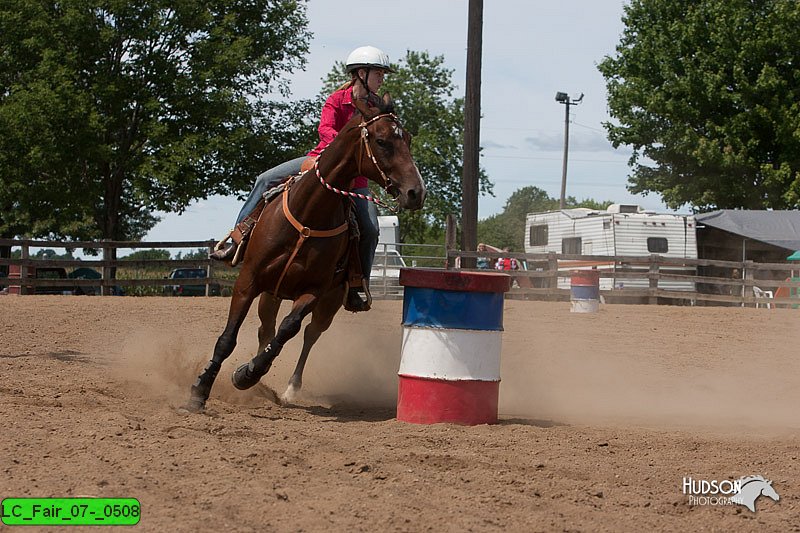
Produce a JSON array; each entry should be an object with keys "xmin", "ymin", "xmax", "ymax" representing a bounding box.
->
[{"xmin": 682, "ymin": 475, "xmax": 780, "ymax": 512}]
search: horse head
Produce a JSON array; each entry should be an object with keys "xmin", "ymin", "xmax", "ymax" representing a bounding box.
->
[
  {"xmin": 735, "ymin": 475, "xmax": 780, "ymax": 512},
  {"xmin": 353, "ymin": 93, "xmax": 426, "ymax": 211}
]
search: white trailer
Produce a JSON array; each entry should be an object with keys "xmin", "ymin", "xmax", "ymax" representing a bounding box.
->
[
  {"xmin": 377, "ymin": 215, "xmax": 400, "ymax": 251},
  {"xmin": 524, "ymin": 204, "xmax": 698, "ymax": 290}
]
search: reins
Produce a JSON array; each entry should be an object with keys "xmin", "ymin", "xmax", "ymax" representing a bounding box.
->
[{"xmin": 314, "ymin": 113, "xmax": 400, "ymax": 213}]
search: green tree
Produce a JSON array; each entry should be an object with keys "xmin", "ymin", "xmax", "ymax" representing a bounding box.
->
[
  {"xmin": 478, "ymin": 186, "xmax": 613, "ymax": 251},
  {"xmin": 319, "ymin": 50, "xmax": 494, "ymax": 243},
  {"xmin": 0, "ymin": 0, "xmax": 312, "ymax": 242},
  {"xmin": 598, "ymin": 0, "xmax": 800, "ymax": 211},
  {"xmin": 121, "ymin": 249, "xmax": 171, "ymax": 261}
]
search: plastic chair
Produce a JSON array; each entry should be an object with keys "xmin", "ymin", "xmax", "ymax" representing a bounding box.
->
[{"xmin": 753, "ymin": 286, "xmax": 774, "ymax": 309}]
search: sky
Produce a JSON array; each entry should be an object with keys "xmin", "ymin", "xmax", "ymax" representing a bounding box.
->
[{"xmin": 145, "ymin": 0, "xmax": 672, "ymax": 244}]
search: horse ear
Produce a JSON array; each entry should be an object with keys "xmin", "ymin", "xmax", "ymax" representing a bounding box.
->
[
  {"xmin": 353, "ymin": 97, "xmax": 377, "ymax": 120},
  {"xmin": 382, "ymin": 92, "xmax": 392, "ymax": 107}
]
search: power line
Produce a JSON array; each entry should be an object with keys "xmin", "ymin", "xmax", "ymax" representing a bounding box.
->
[{"xmin": 482, "ymin": 154, "xmax": 629, "ymax": 163}]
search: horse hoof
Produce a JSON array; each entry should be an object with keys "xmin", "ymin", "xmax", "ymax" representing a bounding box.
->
[
  {"xmin": 232, "ymin": 362, "xmax": 261, "ymax": 390},
  {"xmin": 183, "ymin": 396, "xmax": 206, "ymax": 413},
  {"xmin": 282, "ymin": 384, "xmax": 301, "ymax": 404}
]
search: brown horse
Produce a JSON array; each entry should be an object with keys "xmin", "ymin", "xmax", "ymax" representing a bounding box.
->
[{"xmin": 187, "ymin": 94, "xmax": 425, "ymax": 412}]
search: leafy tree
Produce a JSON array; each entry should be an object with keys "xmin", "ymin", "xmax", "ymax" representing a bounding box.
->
[
  {"xmin": 175, "ymin": 248, "xmax": 213, "ymax": 261},
  {"xmin": 0, "ymin": 0, "xmax": 312, "ymax": 241},
  {"xmin": 598, "ymin": 0, "xmax": 800, "ymax": 210},
  {"xmin": 478, "ymin": 186, "xmax": 613, "ymax": 251},
  {"xmin": 319, "ymin": 50, "xmax": 494, "ymax": 243},
  {"xmin": 121, "ymin": 249, "xmax": 171, "ymax": 261}
]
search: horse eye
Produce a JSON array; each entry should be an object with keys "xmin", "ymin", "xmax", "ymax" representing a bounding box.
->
[{"xmin": 375, "ymin": 138, "xmax": 388, "ymax": 148}]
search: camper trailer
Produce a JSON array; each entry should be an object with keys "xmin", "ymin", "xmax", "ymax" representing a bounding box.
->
[{"xmin": 524, "ymin": 204, "xmax": 698, "ymax": 291}]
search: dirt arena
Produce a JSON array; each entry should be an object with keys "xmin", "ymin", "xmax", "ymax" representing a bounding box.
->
[{"xmin": 1, "ymin": 295, "xmax": 798, "ymax": 532}]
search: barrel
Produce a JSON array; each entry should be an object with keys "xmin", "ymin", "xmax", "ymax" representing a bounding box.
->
[
  {"xmin": 570, "ymin": 270, "xmax": 600, "ymax": 313},
  {"xmin": 7, "ymin": 264, "xmax": 21, "ymax": 295},
  {"xmin": 396, "ymin": 268, "xmax": 512, "ymax": 425}
]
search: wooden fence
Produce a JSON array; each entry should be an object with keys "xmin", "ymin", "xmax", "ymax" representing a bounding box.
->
[
  {"xmin": 3, "ymin": 238, "xmax": 799, "ymax": 307},
  {"xmin": 448, "ymin": 249, "xmax": 800, "ymax": 308},
  {"xmin": 0, "ymin": 238, "xmax": 226, "ymax": 296},
  {"xmin": 0, "ymin": 238, "xmax": 446, "ymax": 299}
]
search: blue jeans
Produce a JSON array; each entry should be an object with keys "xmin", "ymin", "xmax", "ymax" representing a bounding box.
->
[
  {"xmin": 235, "ymin": 156, "xmax": 305, "ymax": 224},
  {"xmin": 352, "ymin": 187, "xmax": 379, "ymax": 285}
]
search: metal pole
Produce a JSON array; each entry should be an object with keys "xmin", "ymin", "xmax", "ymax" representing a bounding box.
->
[{"xmin": 559, "ymin": 100, "xmax": 571, "ymax": 209}]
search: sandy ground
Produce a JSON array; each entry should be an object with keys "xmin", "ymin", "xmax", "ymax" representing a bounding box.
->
[{"xmin": 0, "ymin": 295, "xmax": 798, "ymax": 532}]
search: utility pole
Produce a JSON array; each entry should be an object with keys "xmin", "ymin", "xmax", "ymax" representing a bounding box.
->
[
  {"xmin": 461, "ymin": 0, "xmax": 483, "ymax": 268},
  {"xmin": 555, "ymin": 92, "xmax": 583, "ymax": 209}
]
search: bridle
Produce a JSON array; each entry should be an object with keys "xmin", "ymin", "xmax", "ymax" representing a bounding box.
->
[{"xmin": 313, "ymin": 112, "xmax": 402, "ymax": 213}]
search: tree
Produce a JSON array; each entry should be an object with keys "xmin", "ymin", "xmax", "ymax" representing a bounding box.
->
[
  {"xmin": 0, "ymin": 0, "xmax": 312, "ymax": 241},
  {"xmin": 478, "ymin": 186, "xmax": 613, "ymax": 251},
  {"xmin": 121, "ymin": 249, "xmax": 171, "ymax": 261},
  {"xmin": 319, "ymin": 50, "xmax": 494, "ymax": 243},
  {"xmin": 598, "ymin": 0, "xmax": 800, "ymax": 211}
]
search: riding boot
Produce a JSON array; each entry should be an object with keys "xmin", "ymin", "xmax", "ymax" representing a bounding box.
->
[
  {"xmin": 209, "ymin": 199, "xmax": 266, "ymax": 265},
  {"xmin": 345, "ymin": 286, "xmax": 371, "ymax": 312},
  {"xmin": 210, "ymin": 243, "xmax": 236, "ymax": 261}
]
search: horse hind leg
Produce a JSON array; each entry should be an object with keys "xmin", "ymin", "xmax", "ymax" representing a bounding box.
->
[
  {"xmin": 257, "ymin": 292, "xmax": 281, "ymax": 352},
  {"xmin": 283, "ymin": 287, "xmax": 344, "ymax": 403},
  {"xmin": 232, "ymin": 293, "xmax": 318, "ymax": 390}
]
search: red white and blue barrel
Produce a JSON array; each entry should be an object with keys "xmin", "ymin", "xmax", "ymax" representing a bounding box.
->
[
  {"xmin": 570, "ymin": 270, "xmax": 600, "ymax": 313},
  {"xmin": 396, "ymin": 268, "xmax": 512, "ymax": 425}
]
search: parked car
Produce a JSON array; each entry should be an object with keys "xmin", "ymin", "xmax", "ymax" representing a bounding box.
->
[
  {"xmin": 69, "ymin": 267, "xmax": 102, "ymax": 295},
  {"xmin": 164, "ymin": 268, "xmax": 220, "ymax": 296},
  {"xmin": 32, "ymin": 267, "xmax": 74, "ymax": 295}
]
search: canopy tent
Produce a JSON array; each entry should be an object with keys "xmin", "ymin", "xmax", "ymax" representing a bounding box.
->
[{"xmin": 695, "ymin": 210, "xmax": 800, "ymax": 251}]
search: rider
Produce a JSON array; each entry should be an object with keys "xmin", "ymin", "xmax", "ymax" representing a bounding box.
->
[{"xmin": 210, "ymin": 45, "xmax": 394, "ymax": 312}]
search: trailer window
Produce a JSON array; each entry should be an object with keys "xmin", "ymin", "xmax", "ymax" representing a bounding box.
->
[
  {"xmin": 647, "ymin": 237, "xmax": 668, "ymax": 253},
  {"xmin": 529, "ymin": 225, "xmax": 548, "ymax": 246},
  {"xmin": 562, "ymin": 237, "xmax": 582, "ymax": 254}
]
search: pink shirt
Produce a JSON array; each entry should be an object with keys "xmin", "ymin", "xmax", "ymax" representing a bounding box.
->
[{"xmin": 307, "ymin": 86, "xmax": 368, "ymax": 189}]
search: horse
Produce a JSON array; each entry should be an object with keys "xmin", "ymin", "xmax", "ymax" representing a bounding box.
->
[
  {"xmin": 186, "ymin": 93, "xmax": 425, "ymax": 412},
  {"xmin": 732, "ymin": 475, "xmax": 780, "ymax": 512}
]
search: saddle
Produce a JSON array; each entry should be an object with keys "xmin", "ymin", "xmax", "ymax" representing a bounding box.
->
[{"xmin": 212, "ymin": 176, "xmax": 297, "ymax": 267}]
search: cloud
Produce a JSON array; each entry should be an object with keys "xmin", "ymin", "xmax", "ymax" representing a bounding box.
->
[
  {"xmin": 481, "ymin": 140, "xmax": 517, "ymax": 150},
  {"xmin": 524, "ymin": 130, "xmax": 615, "ymax": 152}
]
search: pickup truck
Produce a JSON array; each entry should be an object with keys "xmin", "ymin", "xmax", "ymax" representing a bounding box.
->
[{"xmin": 163, "ymin": 268, "xmax": 221, "ymax": 296}]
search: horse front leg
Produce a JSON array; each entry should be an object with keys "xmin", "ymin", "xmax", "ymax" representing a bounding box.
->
[
  {"xmin": 232, "ymin": 293, "xmax": 318, "ymax": 390},
  {"xmin": 186, "ymin": 274, "xmax": 260, "ymax": 412},
  {"xmin": 283, "ymin": 286, "xmax": 345, "ymax": 402}
]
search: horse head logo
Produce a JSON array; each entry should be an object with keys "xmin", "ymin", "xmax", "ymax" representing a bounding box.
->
[{"xmin": 732, "ymin": 475, "xmax": 780, "ymax": 512}]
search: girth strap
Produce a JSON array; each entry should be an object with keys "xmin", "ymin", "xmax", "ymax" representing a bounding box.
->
[{"xmin": 273, "ymin": 183, "xmax": 349, "ymax": 297}]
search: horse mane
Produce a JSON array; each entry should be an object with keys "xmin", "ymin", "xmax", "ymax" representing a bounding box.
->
[
  {"xmin": 359, "ymin": 92, "xmax": 395, "ymax": 116},
  {"xmin": 739, "ymin": 475, "xmax": 769, "ymax": 486}
]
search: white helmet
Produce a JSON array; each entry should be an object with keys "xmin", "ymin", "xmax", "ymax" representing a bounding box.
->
[{"xmin": 345, "ymin": 46, "xmax": 393, "ymax": 73}]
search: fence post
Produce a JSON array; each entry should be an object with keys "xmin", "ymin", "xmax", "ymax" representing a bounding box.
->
[
  {"xmin": 648, "ymin": 254, "xmax": 659, "ymax": 305},
  {"xmin": 743, "ymin": 261, "xmax": 754, "ymax": 307},
  {"xmin": 547, "ymin": 252, "xmax": 558, "ymax": 299},
  {"xmin": 206, "ymin": 242, "xmax": 214, "ymax": 297},
  {"xmin": 20, "ymin": 243, "xmax": 29, "ymax": 295},
  {"xmin": 101, "ymin": 243, "xmax": 115, "ymax": 296},
  {"xmin": 445, "ymin": 214, "xmax": 457, "ymax": 269}
]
